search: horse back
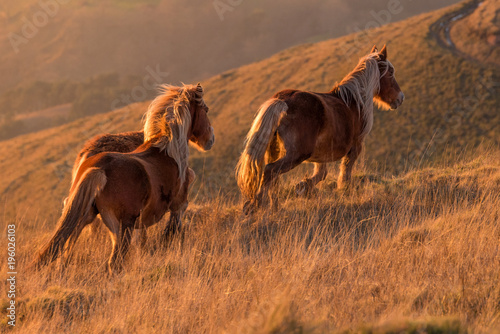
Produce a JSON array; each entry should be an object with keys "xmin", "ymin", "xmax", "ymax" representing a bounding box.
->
[
  {"xmin": 273, "ymin": 89, "xmax": 324, "ymax": 132},
  {"xmin": 78, "ymin": 131, "xmax": 145, "ymax": 160},
  {"xmin": 272, "ymin": 89, "xmax": 359, "ymax": 162}
]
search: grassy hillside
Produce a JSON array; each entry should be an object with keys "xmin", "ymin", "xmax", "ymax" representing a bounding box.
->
[
  {"xmin": 0, "ymin": 0, "xmax": 498, "ymax": 224},
  {"xmin": 1, "ymin": 2, "xmax": 499, "ymax": 332},
  {"xmin": 0, "ymin": 0, "xmax": 461, "ymax": 139},
  {"xmin": 0, "ymin": 0, "xmax": 460, "ymax": 94},
  {"xmin": 2, "ymin": 149, "xmax": 499, "ymax": 332},
  {"xmin": 451, "ymin": 0, "xmax": 500, "ymax": 65}
]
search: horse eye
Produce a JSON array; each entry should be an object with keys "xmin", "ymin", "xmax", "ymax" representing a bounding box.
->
[{"xmin": 206, "ymin": 107, "xmax": 209, "ymax": 113}]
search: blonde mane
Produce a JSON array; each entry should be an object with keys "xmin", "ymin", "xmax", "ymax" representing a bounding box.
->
[
  {"xmin": 143, "ymin": 84, "xmax": 198, "ymax": 184},
  {"xmin": 334, "ymin": 52, "xmax": 392, "ymax": 137}
]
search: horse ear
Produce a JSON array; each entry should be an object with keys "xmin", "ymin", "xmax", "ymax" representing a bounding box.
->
[
  {"xmin": 196, "ymin": 82, "xmax": 204, "ymax": 96},
  {"xmin": 380, "ymin": 44, "xmax": 387, "ymax": 60},
  {"xmin": 370, "ymin": 45, "xmax": 378, "ymax": 53},
  {"xmin": 194, "ymin": 83, "xmax": 204, "ymax": 105}
]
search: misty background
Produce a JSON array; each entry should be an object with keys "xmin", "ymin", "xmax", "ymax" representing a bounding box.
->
[{"xmin": 0, "ymin": 0, "xmax": 460, "ymax": 139}]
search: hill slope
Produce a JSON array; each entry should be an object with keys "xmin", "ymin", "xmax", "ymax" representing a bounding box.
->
[
  {"xmin": 451, "ymin": 0, "xmax": 500, "ymax": 65},
  {"xmin": 0, "ymin": 0, "xmax": 462, "ymax": 140},
  {"xmin": 0, "ymin": 0, "xmax": 499, "ymax": 224},
  {"xmin": 0, "ymin": 0, "xmax": 460, "ymax": 94},
  {"xmin": 4, "ymin": 146, "xmax": 500, "ymax": 332}
]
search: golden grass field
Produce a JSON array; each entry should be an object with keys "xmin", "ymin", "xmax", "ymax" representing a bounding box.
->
[
  {"xmin": 0, "ymin": 0, "xmax": 498, "ymax": 225},
  {"xmin": 1, "ymin": 0, "xmax": 499, "ymax": 332},
  {"xmin": 1, "ymin": 149, "xmax": 499, "ymax": 333}
]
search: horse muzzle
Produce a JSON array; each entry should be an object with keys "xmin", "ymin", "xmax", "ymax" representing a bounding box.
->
[
  {"xmin": 390, "ymin": 92, "xmax": 405, "ymax": 109},
  {"xmin": 203, "ymin": 130, "xmax": 215, "ymax": 151}
]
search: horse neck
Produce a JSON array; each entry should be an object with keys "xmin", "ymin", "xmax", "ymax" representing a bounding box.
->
[
  {"xmin": 155, "ymin": 119, "xmax": 190, "ymax": 184},
  {"xmin": 333, "ymin": 62, "xmax": 380, "ymax": 137}
]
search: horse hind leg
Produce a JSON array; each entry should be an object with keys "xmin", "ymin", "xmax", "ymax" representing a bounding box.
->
[
  {"xmin": 295, "ymin": 162, "xmax": 328, "ymax": 197},
  {"xmin": 100, "ymin": 210, "xmax": 134, "ymax": 274},
  {"xmin": 245, "ymin": 151, "xmax": 309, "ymax": 214}
]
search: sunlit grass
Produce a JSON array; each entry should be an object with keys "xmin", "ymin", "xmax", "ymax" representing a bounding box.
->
[{"xmin": 1, "ymin": 150, "xmax": 499, "ymax": 333}]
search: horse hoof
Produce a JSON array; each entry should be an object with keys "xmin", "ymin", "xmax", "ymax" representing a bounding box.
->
[
  {"xmin": 295, "ymin": 181, "xmax": 308, "ymax": 197},
  {"xmin": 296, "ymin": 180, "xmax": 317, "ymax": 197}
]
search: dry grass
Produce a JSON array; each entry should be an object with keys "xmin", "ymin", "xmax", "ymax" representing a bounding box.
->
[
  {"xmin": 1, "ymin": 1, "xmax": 499, "ymax": 224},
  {"xmin": 0, "ymin": 0, "xmax": 500, "ymax": 221},
  {"xmin": 1, "ymin": 150, "xmax": 499, "ymax": 333},
  {"xmin": 0, "ymin": 2, "xmax": 499, "ymax": 332}
]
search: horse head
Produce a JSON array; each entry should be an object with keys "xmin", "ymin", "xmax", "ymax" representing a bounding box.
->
[
  {"xmin": 372, "ymin": 45, "xmax": 405, "ymax": 110},
  {"xmin": 188, "ymin": 83, "xmax": 215, "ymax": 151}
]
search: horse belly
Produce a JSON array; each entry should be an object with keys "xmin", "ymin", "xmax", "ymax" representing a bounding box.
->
[
  {"xmin": 140, "ymin": 182, "xmax": 178, "ymax": 228},
  {"xmin": 308, "ymin": 127, "xmax": 351, "ymax": 163},
  {"xmin": 140, "ymin": 204, "xmax": 169, "ymax": 228}
]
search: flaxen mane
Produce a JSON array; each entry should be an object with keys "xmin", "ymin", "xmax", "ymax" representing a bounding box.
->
[
  {"xmin": 333, "ymin": 52, "xmax": 393, "ymax": 137},
  {"xmin": 143, "ymin": 84, "xmax": 198, "ymax": 183}
]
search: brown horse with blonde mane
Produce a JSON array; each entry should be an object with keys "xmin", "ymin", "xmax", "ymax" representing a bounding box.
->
[
  {"xmin": 65, "ymin": 104, "xmax": 203, "ymax": 244},
  {"xmin": 37, "ymin": 83, "xmax": 214, "ymax": 273},
  {"xmin": 236, "ymin": 45, "xmax": 404, "ymax": 213}
]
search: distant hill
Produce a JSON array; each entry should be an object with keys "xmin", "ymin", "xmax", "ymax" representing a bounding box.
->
[
  {"xmin": 0, "ymin": 0, "xmax": 461, "ymax": 140},
  {"xmin": 0, "ymin": 0, "xmax": 498, "ymax": 223},
  {"xmin": 0, "ymin": 0, "xmax": 460, "ymax": 93},
  {"xmin": 450, "ymin": 0, "xmax": 500, "ymax": 65}
]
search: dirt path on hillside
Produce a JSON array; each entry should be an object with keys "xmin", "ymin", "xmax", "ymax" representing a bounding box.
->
[{"xmin": 428, "ymin": 0, "xmax": 482, "ymax": 61}]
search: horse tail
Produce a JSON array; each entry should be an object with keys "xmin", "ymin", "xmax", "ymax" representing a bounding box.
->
[
  {"xmin": 61, "ymin": 152, "xmax": 89, "ymax": 209},
  {"xmin": 71, "ymin": 152, "xmax": 89, "ymax": 188},
  {"xmin": 36, "ymin": 167, "xmax": 107, "ymax": 267},
  {"xmin": 235, "ymin": 98, "xmax": 288, "ymax": 199}
]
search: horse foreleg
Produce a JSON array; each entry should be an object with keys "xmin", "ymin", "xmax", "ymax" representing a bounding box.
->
[
  {"xmin": 245, "ymin": 152, "xmax": 308, "ymax": 213},
  {"xmin": 338, "ymin": 142, "xmax": 362, "ymax": 189},
  {"xmin": 295, "ymin": 162, "xmax": 328, "ymax": 196},
  {"xmin": 162, "ymin": 210, "xmax": 183, "ymax": 245}
]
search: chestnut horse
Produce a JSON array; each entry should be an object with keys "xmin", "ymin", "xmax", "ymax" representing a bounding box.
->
[
  {"xmin": 236, "ymin": 45, "xmax": 404, "ymax": 213},
  {"xmin": 66, "ymin": 132, "xmax": 150, "ymax": 245},
  {"xmin": 37, "ymin": 83, "xmax": 215, "ymax": 272},
  {"xmin": 67, "ymin": 134, "xmax": 194, "ymax": 244}
]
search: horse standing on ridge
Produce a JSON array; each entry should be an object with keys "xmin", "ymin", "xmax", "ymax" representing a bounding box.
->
[
  {"xmin": 66, "ymin": 130, "xmax": 194, "ymax": 243},
  {"xmin": 236, "ymin": 45, "xmax": 404, "ymax": 213},
  {"xmin": 37, "ymin": 83, "xmax": 215, "ymax": 273}
]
